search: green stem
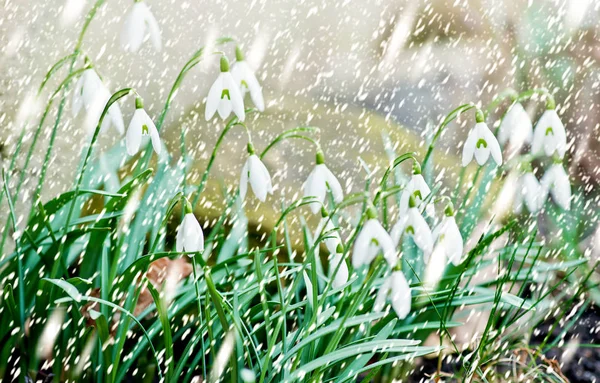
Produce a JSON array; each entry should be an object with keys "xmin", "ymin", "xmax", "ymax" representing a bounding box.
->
[
  {"xmin": 191, "ymin": 255, "xmax": 208, "ymax": 381},
  {"xmin": 421, "ymin": 103, "xmax": 476, "ymax": 171}
]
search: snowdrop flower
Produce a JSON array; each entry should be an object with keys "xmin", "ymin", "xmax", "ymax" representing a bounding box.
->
[
  {"xmin": 240, "ymin": 143, "xmax": 273, "ymax": 202},
  {"xmin": 399, "ymin": 162, "xmax": 433, "ymax": 216},
  {"xmin": 373, "ymin": 270, "xmax": 411, "ymax": 320},
  {"xmin": 352, "ymin": 207, "xmax": 396, "ymax": 268},
  {"xmin": 391, "ymin": 196, "xmax": 434, "ymax": 258},
  {"xmin": 498, "ymin": 102, "xmax": 533, "ymax": 149},
  {"xmin": 176, "ymin": 203, "xmax": 204, "ymax": 254},
  {"xmin": 432, "ymin": 205, "xmax": 463, "ymax": 266},
  {"xmin": 532, "ymin": 106, "xmax": 567, "ymax": 159},
  {"xmin": 541, "ymin": 161, "xmax": 571, "ymax": 210},
  {"xmin": 315, "ymin": 210, "xmax": 348, "ymax": 288},
  {"xmin": 231, "ymin": 46, "xmax": 265, "ymax": 112},
  {"xmin": 513, "ymin": 167, "xmax": 546, "ymax": 214},
  {"xmin": 120, "ymin": 0, "xmax": 162, "ymax": 53},
  {"xmin": 304, "ymin": 151, "xmax": 344, "ymax": 214},
  {"xmin": 462, "ymin": 111, "xmax": 502, "ymax": 167},
  {"xmin": 126, "ymin": 97, "xmax": 161, "ymax": 156},
  {"xmin": 60, "ymin": 0, "xmax": 86, "ymax": 27},
  {"xmin": 72, "ymin": 67, "xmax": 124, "ymax": 134},
  {"xmin": 205, "ymin": 56, "xmax": 245, "ymax": 122}
]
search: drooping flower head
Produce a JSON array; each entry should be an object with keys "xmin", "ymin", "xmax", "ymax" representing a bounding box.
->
[
  {"xmin": 432, "ymin": 203, "xmax": 463, "ymax": 266},
  {"xmin": 532, "ymin": 98, "xmax": 567, "ymax": 159},
  {"xmin": 126, "ymin": 97, "xmax": 161, "ymax": 156},
  {"xmin": 352, "ymin": 206, "xmax": 396, "ymax": 268},
  {"xmin": 391, "ymin": 195, "xmax": 434, "ymax": 258},
  {"xmin": 316, "ymin": 209, "xmax": 348, "ymax": 289},
  {"xmin": 462, "ymin": 109, "xmax": 502, "ymax": 167},
  {"xmin": 303, "ymin": 150, "xmax": 344, "ymax": 214},
  {"xmin": 541, "ymin": 159, "xmax": 571, "ymax": 210},
  {"xmin": 373, "ymin": 270, "xmax": 411, "ymax": 320},
  {"xmin": 120, "ymin": 0, "xmax": 162, "ymax": 53},
  {"xmin": 498, "ymin": 101, "xmax": 533, "ymax": 150},
  {"xmin": 240, "ymin": 143, "xmax": 273, "ymax": 202},
  {"xmin": 513, "ymin": 163, "xmax": 546, "ymax": 214},
  {"xmin": 72, "ymin": 65, "xmax": 124, "ymax": 134},
  {"xmin": 231, "ymin": 46, "xmax": 265, "ymax": 112},
  {"xmin": 399, "ymin": 162, "xmax": 434, "ymax": 217},
  {"xmin": 176, "ymin": 201, "xmax": 204, "ymax": 255},
  {"xmin": 205, "ymin": 56, "xmax": 245, "ymax": 122}
]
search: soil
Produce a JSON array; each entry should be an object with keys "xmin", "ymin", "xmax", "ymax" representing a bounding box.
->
[{"xmin": 403, "ymin": 305, "xmax": 600, "ymax": 383}]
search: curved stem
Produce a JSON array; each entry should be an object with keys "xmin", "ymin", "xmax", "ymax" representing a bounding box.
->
[
  {"xmin": 421, "ymin": 103, "xmax": 476, "ymax": 171},
  {"xmin": 190, "ymin": 119, "xmax": 253, "ymax": 208},
  {"xmin": 136, "ymin": 37, "xmax": 236, "ymax": 173},
  {"xmin": 54, "ymin": 89, "xmax": 133, "ymax": 273},
  {"xmin": 373, "ymin": 152, "xmax": 418, "ymax": 206},
  {"xmin": 259, "ymin": 126, "xmax": 321, "ymax": 160}
]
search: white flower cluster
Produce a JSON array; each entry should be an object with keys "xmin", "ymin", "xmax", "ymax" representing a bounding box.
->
[
  {"xmin": 464, "ymin": 100, "xmax": 571, "ymax": 213},
  {"xmin": 73, "ymin": 2, "xmax": 574, "ymax": 324}
]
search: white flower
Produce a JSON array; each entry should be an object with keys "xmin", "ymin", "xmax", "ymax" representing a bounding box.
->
[
  {"xmin": 126, "ymin": 98, "xmax": 161, "ymax": 156},
  {"xmin": 352, "ymin": 213, "xmax": 396, "ymax": 268},
  {"xmin": 432, "ymin": 214, "xmax": 463, "ymax": 266},
  {"xmin": 532, "ymin": 109, "xmax": 567, "ymax": 158},
  {"xmin": 513, "ymin": 171, "xmax": 546, "ymax": 214},
  {"xmin": 329, "ymin": 252, "xmax": 348, "ymax": 289},
  {"xmin": 462, "ymin": 122, "xmax": 503, "ymax": 166},
  {"xmin": 61, "ymin": 0, "xmax": 86, "ymax": 27},
  {"xmin": 176, "ymin": 213, "xmax": 204, "ymax": 254},
  {"xmin": 303, "ymin": 153, "xmax": 343, "ymax": 214},
  {"xmin": 399, "ymin": 172, "xmax": 433, "ymax": 216},
  {"xmin": 239, "ymin": 151, "xmax": 273, "ymax": 202},
  {"xmin": 391, "ymin": 199, "xmax": 434, "ymax": 257},
  {"xmin": 120, "ymin": 1, "xmax": 162, "ymax": 53},
  {"xmin": 72, "ymin": 68, "xmax": 124, "ymax": 134},
  {"xmin": 315, "ymin": 216, "xmax": 348, "ymax": 288},
  {"xmin": 315, "ymin": 216, "xmax": 342, "ymax": 256},
  {"xmin": 205, "ymin": 56, "xmax": 245, "ymax": 122},
  {"xmin": 373, "ymin": 270, "xmax": 411, "ymax": 320},
  {"xmin": 541, "ymin": 163, "xmax": 571, "ymax": 210},
  {"xmin": 498, "ymin": 102, "xmax": 533, "ymax": 148},
  {"xmin": 231, "ymin": 47, "xmax": 264, "ymax": 112}
]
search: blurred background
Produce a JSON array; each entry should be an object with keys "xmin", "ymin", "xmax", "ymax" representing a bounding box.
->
[{"xmin": 0, "ymin": 0, "xmax": 599, "ymax": 234}]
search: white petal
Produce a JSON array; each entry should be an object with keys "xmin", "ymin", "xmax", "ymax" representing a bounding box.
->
[
  {"xmin": 483, "ymin": 124, "xmax": 503, "ymax": 166},
  {"xmin": 322, "ymin": 165, "xmax": 344, "ymax": 204},
  {"xmin": 125, "ymin": 110, "xmax": 144, "ymax": 155},
  {"xmin": 390, "ymin": 216, "xmax": 408, "ymax": 247},
  {"xmin": 370, "ymin": 220, "xmax": 397, "ymax": 267},
  {"xmin": 141, "ymin": 3, "xmax": 162, "ymax": 52},
  {"xmin": 205, "ymin": 74, "xmax": 223, "ymax": 121},
  {"xmin": 224, "ymin": 73, "xmax": 245, "ymax": 122},
  {"xmin": 462, "ymin": 126, "xmax": 478, "ymax": 166},
  {"xmin": 182, "ymin": 213, "xmax": 204, "ymax": 253},
  {"xmin": 303, "ymin": 271, "xmax": 314, "ymax": 308},
  {"xmin": 239, "ymin": 159, "xmax": 250, "ymax": 201},
  {"xmin": 142, "ymin": 113, "xmax": 162, "ymax": 154},
  {"xmin": 303, "ymin": 166, "xmax": 326, "ymax": 214},
  {"xmin": 352, "ymin": 220, "xmax": 375, "ymax": 268},
  {"xmin": 473, "ymin": 123, "xmax": 492, "ymax": 165},
  {"xmin": 248, "ymin": 155, "xmax": 269, "ymax": 202},
  {"xmin": 176, "ymin": 222, "xmax": 185, "ymax": 252},
  {"xmin": 522, "ymin": 173, "xmax": 544, "ymax": 213},
  {"xmin": 373, "ymin": 276, "xmax": 392, "ymax": 312},
  {"xmin": 330, "ymin": 253, "xmax": 348, "ymax": 289},
  {"xmin": 390, "ymin": 271, "xmax": 411, "ymax": 319},
  {"xmin": 443, "ymin": 217, "xmax": 463, "ymax": 266},
  {"xmin": 120, "ymin": 3, "xmax": 146, "ymax": 52},
  {"xmin": 408, "ymin": 208, "xmax": 434, "ymax": 257}
]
